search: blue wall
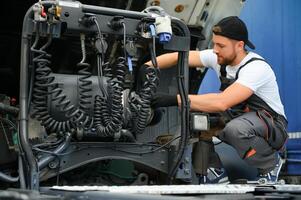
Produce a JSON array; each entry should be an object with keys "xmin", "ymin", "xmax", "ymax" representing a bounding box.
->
[{"xmin": 200, "ymin": 0, "xmax": 301, "ymax": 132}]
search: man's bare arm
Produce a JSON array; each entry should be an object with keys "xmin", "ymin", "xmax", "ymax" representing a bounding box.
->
[
  {"xmin": 145, "ymin": 51, "xmax": 204, "ymax": 69},
  {"xmin": 178, "ymin": 82, "xmax": 254, "ymax": 112}
]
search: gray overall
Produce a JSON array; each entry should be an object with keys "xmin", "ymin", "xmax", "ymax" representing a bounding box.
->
[{"xmin": 218, "ymin": 58, "xmax": 288, "ymax": 174}]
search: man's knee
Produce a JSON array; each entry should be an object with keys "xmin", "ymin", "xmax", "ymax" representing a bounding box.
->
[{"xmin": 219, "ymin": 120, "xmax": 247, "ymax": 141}]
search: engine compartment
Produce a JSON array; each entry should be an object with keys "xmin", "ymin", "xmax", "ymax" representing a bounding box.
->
[{"xmin": 11, "ymin": 0, "xmax": 193, "ymax": 189}]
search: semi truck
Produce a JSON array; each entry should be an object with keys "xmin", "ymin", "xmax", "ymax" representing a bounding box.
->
[{"xmin": 0, "ymin": 0, "xmax": 300, "ymax": 199}]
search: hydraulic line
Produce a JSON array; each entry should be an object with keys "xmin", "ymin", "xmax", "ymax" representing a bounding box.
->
[
  {"xmin": 18, "ymin": 154, "xmax": 26, "ymax": 188},
  {"xmin": 37, "ymin": 133, "xmax": 71, "ymax": 169},
  {"xmin": 0, "ymin": 171, "xmax": 19, "ymax": 183}
]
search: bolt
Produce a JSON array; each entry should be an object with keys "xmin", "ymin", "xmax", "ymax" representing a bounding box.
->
[
  {"xmin": 150, "ymin": 0, "xmax": 160, "ymax": 6},
  {"xmin": 175, "ymin": 4, "xmax": 184, "ymax": 13},
  {"xmin": 49, "ymin": 161, "xmax": 57, "ymax": 169},
  {"xmin": 184, "ymin": 169, "xmax": 190, "ymax": 175}
]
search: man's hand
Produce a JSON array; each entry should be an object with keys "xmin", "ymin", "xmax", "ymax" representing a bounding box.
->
[{"xmin": 151, "ymin": 93, "xmax": 178, "ymax": 109}]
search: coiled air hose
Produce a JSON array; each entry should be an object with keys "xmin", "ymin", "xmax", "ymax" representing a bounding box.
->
[
  {"xmin": 134, "ymin": 66, "xmax": 159, "ymax": 134},
  {"xmin": 32, "ymin": 33, "xmax": 95, "ymax": 133},
  {"xmin": 93, "ymin": 57, "xmax": 126, "ymax": 138},
  {"xmin": 74, "ymin": 34, "xmax": 94, "ymax": 129},
  {"xmin": 31, "ymin": 36, "xmax": 74, "ymax": 133}
]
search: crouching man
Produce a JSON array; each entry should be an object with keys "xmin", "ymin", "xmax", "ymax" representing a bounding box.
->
[{"xmin": 146, "ymin": 16, "xmax": 288, "ymax": 182}]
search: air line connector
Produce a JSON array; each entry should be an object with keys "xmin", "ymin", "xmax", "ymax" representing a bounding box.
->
[
  {"xmin": 33, "ymin": 3, "xmax": 47, "ymax": 22},
  {"xmin": 108, "ymin": 16, "xmax": 125, "ymax": 31},
  {"xmin": 79, "ymin": 13, "xmax": 96, "ymax": 27},
  {"xmin": 155, "ymin": 15, "xmax": 172, "ymax": 43}
]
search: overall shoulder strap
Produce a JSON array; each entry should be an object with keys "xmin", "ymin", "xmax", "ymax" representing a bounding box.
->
[
  {"xmin": 220, "ymin": 64, "xmax": 227, "ymax": 78},
  {"xmin": 235, "ymin": 57, "xmax": 266, "ymax": 80}
]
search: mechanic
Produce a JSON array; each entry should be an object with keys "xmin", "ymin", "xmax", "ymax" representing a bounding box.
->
[{"xmin": 145, "ymin": 16, "xmax": 288, "ymax": 180}]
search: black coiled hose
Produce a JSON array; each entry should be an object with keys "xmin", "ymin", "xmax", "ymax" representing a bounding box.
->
[
  {"xmin": 32, "ymin": 34, "xmax": 94, "ymax": 133},
  {"xmin": 97, "ymin": 62, "xmax": 112, "ymax": 126},
  {"xmin": 74, "ymin": 34, "xmax": 94, "ymax": 129},
  {"xmin": 32, "ymin": 37, "xmax": 74, "ymax": 133},
  {"xmin": 103, "ymin": 61, "xmax": 113, "ymax": 80},
  {"xmin": 133, "ymin": 66, "xmax": 159, "ymax": 134},
  {"xmin": 77, "ymin": 62, "xmax": 93, "ymax": 128},
  {"xmin": 93, "ymin": 57, "xmax": 126, "ymax": 138}
]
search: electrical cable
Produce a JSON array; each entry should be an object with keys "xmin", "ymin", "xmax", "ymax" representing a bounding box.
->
[
  {"xmin": 32, "ymin": 147, "xmax": 74, "ymax": 157},
  {"xmin": 28, "ymin": 22, "xmax": 40, "ymax": 111},
  {"xmin": 31, "ymin": 136, "xmax": 180, "ymax": 174},
  {"xmin": 93, "ymin": 17, "xmax": 104, "ymax": 68},
  {"xmin": 112, "ymin": 136, "xmax": 180, "ymax": 155},
  {"xmin": 32, "ymin": 145, "xmax": 63, "ymax": 185},
  {"xmin": 32, "ymin": 137, "xmax": 64, "ymax": 148},
  {"xmin": 125, "ymin": 0, "xmax": 133, "ymax": 10},
  {"xmin": 122, "ymin": 22, "xmax": 127, "ymax": 59},
  {"xmin": 166, "ymin": 23, "xmax": 190, "ymax": 184},
  {"xmin": 148, "ymin": 24, "xmax": 158, "ymax": 68},
  {"xmin": 36, "ymin": 133, "xmax": 71, "ymax": 169},
  {"xmin": 0, "ymin": 103, "xmax": 18, "ymax": 164},
  {"xmin": 167, "ymin": 53, "xmax": 188, "ymax": 182},
  {"xmin": 152, "ymin": 35, "xmax": 158, "ymax": 67},
  {"xmin": 93, "ymin": 17, "xmax": 109, "ymax": 99},
  {"xmin": 0, "ymin": 117, "xmax": 17, "ymax": 130},
  {"xmin": 67, "ymin": 136, "xmax": 180, "ymax": 156},
  {"xmin": 0, "ymin": 117, "xmax": 17, "ymax": 150}
]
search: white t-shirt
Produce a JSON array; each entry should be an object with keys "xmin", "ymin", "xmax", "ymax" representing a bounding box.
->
[{"xmin": 199, "ymin": 49, "xmax": 286, "ymax": 117}]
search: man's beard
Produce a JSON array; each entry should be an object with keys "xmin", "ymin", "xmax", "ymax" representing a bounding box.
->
[{"xmin": 217, "ymin": 52, "xmax": 237, "ymax": 66}]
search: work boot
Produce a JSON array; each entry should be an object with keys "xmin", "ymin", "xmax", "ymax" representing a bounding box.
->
[
  {"xmin": 197, "ymin": 168, "xmax": 229, "ymax": 184},
  {"xmin": 256, "ymin": 155, "xmax": 285, "ymax": 184}
]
